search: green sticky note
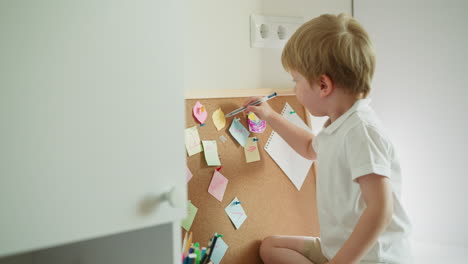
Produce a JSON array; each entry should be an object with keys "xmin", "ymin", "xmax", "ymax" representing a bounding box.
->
[
  {"xmin": 202, "ymin": 140, "xmax": 221, "ymax": 166},
  {"xmin": 181, "ymin": 200, "xmax": 198, "ymax": 231}
]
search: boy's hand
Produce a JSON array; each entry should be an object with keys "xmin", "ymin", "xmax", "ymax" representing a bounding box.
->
[{"xmin": 243, "ymin": 96, "xmax": 275, "ymax": 121}]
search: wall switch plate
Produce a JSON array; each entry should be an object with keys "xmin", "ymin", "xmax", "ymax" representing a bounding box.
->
[{"xmin": 250, "ymin": 14, "xmax": 304, "ymax": 49}]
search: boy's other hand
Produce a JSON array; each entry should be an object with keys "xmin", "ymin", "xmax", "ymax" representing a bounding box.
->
[{"xmin": 243, "ymin": 96, "xmax": 274, "ymax": 121}]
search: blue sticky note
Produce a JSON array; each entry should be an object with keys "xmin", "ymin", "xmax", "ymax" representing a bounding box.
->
[
  {"xmin": 210, "ymin": 237, "xmax": 229, "ymax": 264},
  {"xmin": 229, "ymin": 118, "xmax": 250, "ymax": 147},
  {"xmin": 225, "ymin": 197, "xmax": 247, "ymax": 229}
]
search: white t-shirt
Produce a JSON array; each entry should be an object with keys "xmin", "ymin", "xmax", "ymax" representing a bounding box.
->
[{"xmin": 312, "ymin": 99, "xmax": 412, "ymax": 263}]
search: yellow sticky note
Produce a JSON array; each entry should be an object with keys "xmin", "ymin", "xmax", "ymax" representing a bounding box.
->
[
  {"xmin": 244, "ymin": 137, "xmax": 260, "ymax": 163},
  {"xmin": 212, "ymin": 108, "xmax": 226, "ymax": 131},
  {"xmin": 185, "ymin": 126, "xmax": 203, "ymax": 156}
]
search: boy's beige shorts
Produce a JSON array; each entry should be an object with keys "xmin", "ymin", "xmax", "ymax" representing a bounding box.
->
[
  {"xmin": 302, "ymin": 237, "xmax": 329, "ymax": 264},
  {"xmin": 302, "ymin": 237, "xmax": 385, "ymax": 264}
]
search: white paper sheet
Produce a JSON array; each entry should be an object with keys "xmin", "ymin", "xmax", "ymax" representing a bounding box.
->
[{"xmin": 264, "ymin": 103, "xmax": 314, "ymax": 191}]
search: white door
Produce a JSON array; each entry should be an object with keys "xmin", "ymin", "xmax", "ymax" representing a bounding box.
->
[{"xmin": 0, "ymin": 0, "xmax": 186, "ymax": 261}]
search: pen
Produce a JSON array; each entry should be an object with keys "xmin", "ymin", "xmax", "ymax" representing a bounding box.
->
[
  {"xmin": 204, "ymin": 234, "xmax": 220, "ymax": 264},
  {"xmin": 188, "ymin": 253, "xmax": 197, "ymax": 264},
  {"xmin": 181, "ymin": 232, "xmax": 188, "ymax": 261},
  {"xmin": 201, "ymin": 247, "xmax": 206, "ymax": 260},
  {"xmin": 199, "ymin": 235, "xmax": 215, "ymax": 264},
  {"xmin": 185, "ymin": 232, "xmax": 193, "ymax": 255},
  {"xmin": 225, "ymin": 92, "xmax": 278, "ymax": 118}
]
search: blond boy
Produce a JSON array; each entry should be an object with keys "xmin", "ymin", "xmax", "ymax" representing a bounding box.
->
[{"xmin": 244, "ymin": 14, "xmax": 412, "ymax": 264}]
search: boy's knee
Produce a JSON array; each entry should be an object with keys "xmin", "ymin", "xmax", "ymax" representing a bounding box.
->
[{"xmin": 259, "ymin": 236, "xmax": 280, "ymax": 262}]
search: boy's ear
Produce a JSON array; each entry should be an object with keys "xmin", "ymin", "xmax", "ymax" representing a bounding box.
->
[{"xmin": 319, "ymin": 74, "xmax": 334, "ymax": 98}]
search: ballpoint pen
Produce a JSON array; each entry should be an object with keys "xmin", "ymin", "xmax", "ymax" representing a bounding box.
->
[{"xmin": 225, "ymin": 92, "xmax": 278, "ymax": 118}]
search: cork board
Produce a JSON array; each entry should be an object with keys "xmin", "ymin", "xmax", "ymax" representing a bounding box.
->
[{"xmin": 184, "ymin": 90, "xmax": 319, "ymax": 264}]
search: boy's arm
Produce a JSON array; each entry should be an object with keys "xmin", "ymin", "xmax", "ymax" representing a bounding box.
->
[
  {"xmin": 328, "ymin": 174, "xmax": 394, "ymax": 264},
  {"xmin": 266, "ymin": 111, "xmax": 316, "ymax": 160},
  {"xmin": 245, "ymin": 98, "xmax": 317, "ymax": 160}
]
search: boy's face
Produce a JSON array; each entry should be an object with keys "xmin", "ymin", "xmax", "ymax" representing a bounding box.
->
[{"xmin": 291, "ymin": 70, "xmax": 325, "ymax": 116}]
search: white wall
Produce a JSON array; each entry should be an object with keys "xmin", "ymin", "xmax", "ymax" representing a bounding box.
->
[
  {"xmin": 184, "ymin": 0, "xmax": 264, "ymax": 91},
  {"xmin": 184, "ymin": 0, "xmax": 351, "ymax": 92},
  {"xmin": 355, "ymin": 0, "xmax": 468, "ymax": 255}
]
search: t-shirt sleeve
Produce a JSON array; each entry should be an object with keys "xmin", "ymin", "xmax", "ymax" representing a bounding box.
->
[{"xmin": 344, "ymin": 123, "xmax": 393, "ymax": 182}]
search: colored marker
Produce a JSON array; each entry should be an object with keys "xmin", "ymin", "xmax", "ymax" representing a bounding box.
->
[
  {"xmin": 188, "ymin": 253, "xmax": 197, "ymax": 264},
  {"xmin": 194, "ymin": 243, "xmax": 201, "ymax": 264},
  {"xmin": 201, "ymin": 247, "xmax": 207, "ymax": 260}
]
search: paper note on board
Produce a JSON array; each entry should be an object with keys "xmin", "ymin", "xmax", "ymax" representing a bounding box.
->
[
  {"xmin": 219, "ymin": 135, "xmax": 228, "ymax": 143},
  {"xmin": 202, "ymin": 140, "xmax": 221, "ymax": 166},
  {"xmin": 264, "ymin": 103, "xmax": 313, "ymax": 191},
  {"xmin": 193, "ymin": 101, "xmax": 207, "ymax": 124},
  {"xmin": 212, "ymin": 108, "xmax": 226, "ymax": 131},
  {"xmin": 229, "ymin": 117, "xmax": 250, "ymax": 147},
  {"xmin": 225, "ymin": 197, "xmax": 247, "ymax": 229},
  {"xmin": 185, "ymin": 126, "xmax": 203, "ymax": 156},
  {"xmin": 181, "ymin": 200, "xmax": 198, "ymax": 231},
  {"xmin": 210, "ymin": 236, "xmax": 229, "ymax": 264},
  {"xmin": 208, "ymin": 170, "xmax": 228, "ymax": 202},
  {"xmin": 186, "ymin": 166, "xmax": 193, "ymax": 183},
  {"xmin": 244, "ymin": 137, "xmax": 260, "ymax": 163}
]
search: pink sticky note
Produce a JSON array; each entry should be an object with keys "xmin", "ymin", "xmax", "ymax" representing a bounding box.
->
[
  {"xmin": 193, "ymin": 101, "xmax": 207, "ymax": 124},
  {"xmin": 186, "ymin": 167, "xmax": 193, "ymax": 183},
  {"xmin": 208, "ymin": 170, "xmax": 228, "ymax": 202}
]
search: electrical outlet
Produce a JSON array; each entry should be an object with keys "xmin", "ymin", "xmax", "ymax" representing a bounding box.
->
[{"xmin": 250, "ymin": 14, "xmax": 304, "ymax": 49}]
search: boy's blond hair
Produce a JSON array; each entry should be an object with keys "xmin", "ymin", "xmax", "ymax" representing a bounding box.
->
[{"xmin": 282, "ymin": 13, "xmax": 375, "ymax": 98}]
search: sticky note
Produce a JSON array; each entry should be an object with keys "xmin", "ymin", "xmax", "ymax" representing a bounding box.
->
[
  {"xmin": 219, "ymin": 135, "xmax": 227, "ymax": 143},
  {"xmin": 244, "ymin": 137, "xmax": 260, "ymax": 163},
  {"xmin": 193, "ymin": 101, "xmax": 207, "ymax": 124},
  {"xmin": 229, "ymin": 117, "xmax": 250, "ymax": 147},
  {"xmin": 185, "ymin": 126, "xmax": 203, "ymax": 156},
  {"xmin": 181, "ymin": 200, "xmax": 198, "ymax": 231},
  {"xmin": 202, "ymin": 140, "xmax": 221, "ymax": 166},
  {"xmin": 225, "ymin": 197, "xmax": 247, "ymax": 229},
  {"xmin": 212, "ymin": 108, "xmax": 226, "ymax": 131},
  {"xmin": 210, "ymin": 236, "xmax": 229, "ymax": 264},
  {"xmin": 186, "ymin": 166, "xmax": 193, "ymax": 183},
  {"xmin": 247, "ymin": 112, "xmax": 267, "ymax": 133},
  {"xmin": 208, "ymin": 170, "xmax": 228, "ymax": 202}
]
